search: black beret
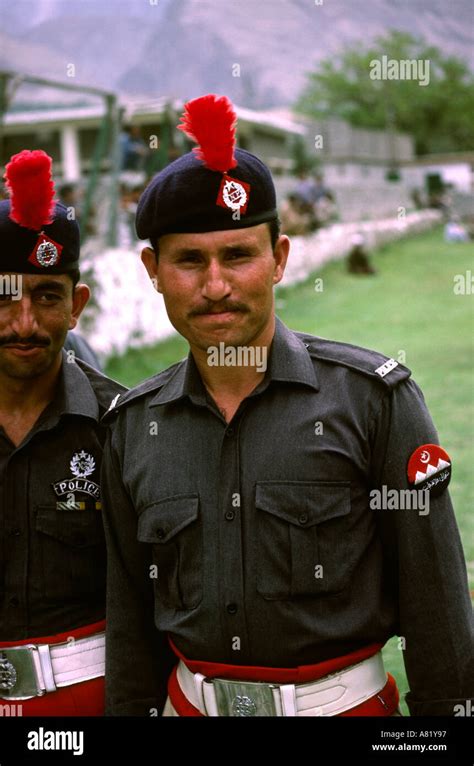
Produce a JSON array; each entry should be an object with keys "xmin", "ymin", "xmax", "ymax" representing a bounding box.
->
[
  {"xmin": 0, "ymin": 200, "xmax": 80, "ymax": 274},
  {"xmin": 1, "ymin": 149, "xmax": 80, "ymax": 274},
  {"xmin": 136, "ymin": 94, "xmax": 279, "ymax": 242},
  {"xmin": 136, "ymin": 147, "xmax": 278, "ymax": 242}
]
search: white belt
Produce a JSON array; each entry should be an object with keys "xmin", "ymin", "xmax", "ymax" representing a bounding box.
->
[
  {"xmin": 0, "ymin": 632, "xmax": 105, "ymax": 700},
  {"xmin": 175, "ymin": 652, "xmax": 387, "ymax": 717}
]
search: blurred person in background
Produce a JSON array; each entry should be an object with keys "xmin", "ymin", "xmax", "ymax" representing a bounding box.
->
[
  {"xmin": 444, "ymin": 215, "xmax": 470, "ymax": 243},
  {"xmin": 280, "ymin": 192, "xmax": 316, "ymax": 235},
  {"xmin": 347, "ymin": 234, "xmax": 376, "ymax": 275},
  {"xmin": 120, "ymin": 125, "xmax": 149, "ymax": 174}
]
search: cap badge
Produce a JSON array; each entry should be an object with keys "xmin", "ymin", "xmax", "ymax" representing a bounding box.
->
[
  {"xmin": 217, "ymin": 174, "xmax": 250, "ymax": 214},
  {"xmin": 28, "ymin": 233, "xmax": 63, "ymax": 268}
]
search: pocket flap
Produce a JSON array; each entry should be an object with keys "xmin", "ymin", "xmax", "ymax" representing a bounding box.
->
[
  {"xmin": 138, "ymin": 495, "xmax": 199, "ymax": 544},
  {"xmin": 255, "ymin": 482, "xmax": 350, "ymax": 527},
  {"xmin": 35, "ymin": 506, "xmax": 104, "ymax": 547}
]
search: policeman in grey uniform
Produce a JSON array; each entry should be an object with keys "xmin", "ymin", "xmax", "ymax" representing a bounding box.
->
[
  {"xmin": 0, "ymin": 150, "xmax": 126, "ymax": 714},
  {"xmin": 102, "ymin": 95, "xmax": 473, "ymax": 718}
]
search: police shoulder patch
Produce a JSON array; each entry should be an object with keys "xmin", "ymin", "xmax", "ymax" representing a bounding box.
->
[
  {"xmin": 407, "ymin": 444, "xmax": 452, "ymax": 497},
  {"xmin": 298, "ymin": 334, "xmax": 411, "ymax": 389}
]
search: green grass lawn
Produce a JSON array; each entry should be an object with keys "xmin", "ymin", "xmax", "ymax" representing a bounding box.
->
[{"xmin": 105, "ymin": 225, "xmax": 473, "ymax": 714}]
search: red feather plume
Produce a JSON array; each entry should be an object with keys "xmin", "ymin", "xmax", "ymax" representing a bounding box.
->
[
  {"xmin": 4, "ymin": 149, "xmax": 56, "ymax": 231},
  {"xmin": 178, "ymin": 94, "xmax": 237, "ymax": 172}
]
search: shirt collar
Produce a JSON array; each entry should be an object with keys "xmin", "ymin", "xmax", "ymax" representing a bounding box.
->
[
  {"xmin": 266, "ymin": 316, "xmax": 319, "ymax": 390},
  {"xmin": 149, "ymin": 316, "xmax": 319, "ymax": 408},
  {"xmin": 38, "ymin": 349, "xmax": 100, "ymax": 426}
]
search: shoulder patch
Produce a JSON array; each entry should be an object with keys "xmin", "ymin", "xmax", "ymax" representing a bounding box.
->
[{"xmin": 296, "ymin": 333, "xmax": 411, "ymax": 389}]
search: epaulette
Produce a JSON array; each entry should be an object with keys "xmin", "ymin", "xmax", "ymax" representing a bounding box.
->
[
  {"xmin": 296, "ymin": 332, "xmax": 412, "ymax": 389},
  {"xmin": 102, "ymin": 359, "xmax": 186, "ymax": 422}
]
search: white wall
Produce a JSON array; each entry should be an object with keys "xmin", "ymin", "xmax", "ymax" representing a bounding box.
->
[{"xmin": 403, "ymin": 163, "xmax": 474, "ymax": 193}]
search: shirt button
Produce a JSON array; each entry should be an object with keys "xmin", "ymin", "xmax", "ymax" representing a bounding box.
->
[
  {"xmin": 9, "ymin": 597, "xmax": 19, "ymax": 607},
  {"xmin": 226, "ymin": 427, "xmax": 235, "ymax": 437},
  {"xmin": 225, "ymin": 510, "xmax": 235, "ymax": 521},
  {"xmin": 298, "ymin": 513, "xmax": 309, "ymax": 525},
  {"xmin": 226, "ymin": 603, "xmax": 238, "ymax": 615},
  {"xmin": 156, "ymin": 528, "xmax": 165, "ymax": 540}
]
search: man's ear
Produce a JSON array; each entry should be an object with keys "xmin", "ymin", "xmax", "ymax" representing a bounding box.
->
[
  {"xmin": 272, "ymin": 235, "xmax": 290, "ymax": 286},
  {"xmin": 141, "ymin": 247, "xmax": 161, "ymax": 293},
  {"xmin": 69, "ymin": 284, "xmax": 90, "ymax": 330}
]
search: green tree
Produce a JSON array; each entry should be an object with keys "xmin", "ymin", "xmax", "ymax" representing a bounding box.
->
[{"xmin": 295, "ymin": 31, "xmax": 474, "ymax": 155}]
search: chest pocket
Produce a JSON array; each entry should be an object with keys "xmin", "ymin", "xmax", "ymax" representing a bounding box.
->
[
  {"xmin": 255, "ymin": 481, "xmax": 351, "ymax": 599},
  {"xmin": 137, "ymin": 494, "xmax": 201, "ymax": 610},
  {"xmin": 35, "ymin": 505, "xmax": 106, "ymax": 602}
]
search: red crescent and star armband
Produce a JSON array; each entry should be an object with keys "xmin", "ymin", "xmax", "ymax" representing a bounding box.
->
[{"xmin": 407, "ymin": 444, "xmax": 452, "ymax": 497}]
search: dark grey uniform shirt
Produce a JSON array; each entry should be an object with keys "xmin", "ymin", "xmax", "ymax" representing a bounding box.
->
[
  {"xmin": 0, "ymin": 351, "xmax": 126, "ymax": 641},
  {"xmin": 102, "ymin": 318, "xmax": 473, "ymax": 716}
]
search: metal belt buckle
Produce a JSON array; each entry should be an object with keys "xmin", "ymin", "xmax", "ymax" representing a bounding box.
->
[
  {"xmin": 211, "ymin": 677, "xmax": 278, "ymax": 717},
  {"xmin": 0, "ymin": 646, "xmax": 44, "ymax": 700}
]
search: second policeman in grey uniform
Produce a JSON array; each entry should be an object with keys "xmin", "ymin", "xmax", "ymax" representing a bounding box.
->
[{"xmin": 101, "ymin": 94, "xmax": 473, "ymax": 718}]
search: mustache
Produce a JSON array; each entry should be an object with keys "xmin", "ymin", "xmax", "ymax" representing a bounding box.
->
[
  {"xmin": 0, "ymin": 335, "xmax": 51, "ymax": 347},
  {"xmin": 189, "ymin": 301, "xmax": 249, "ymax": 317}
]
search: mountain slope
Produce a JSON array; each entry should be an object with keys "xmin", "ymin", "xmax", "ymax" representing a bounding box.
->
[{"xmin": 2, "ymin": 0, "xmax": 472, "ymax": 108}]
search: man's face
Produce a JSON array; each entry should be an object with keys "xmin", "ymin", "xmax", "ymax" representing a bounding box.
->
[
  {"xmin": 141, "ymin": 223, "xmax": 289, "ymax": 352},
  {"xmin": 0, "ymin": 273, "xmax": 89, "ymax": 380}
]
